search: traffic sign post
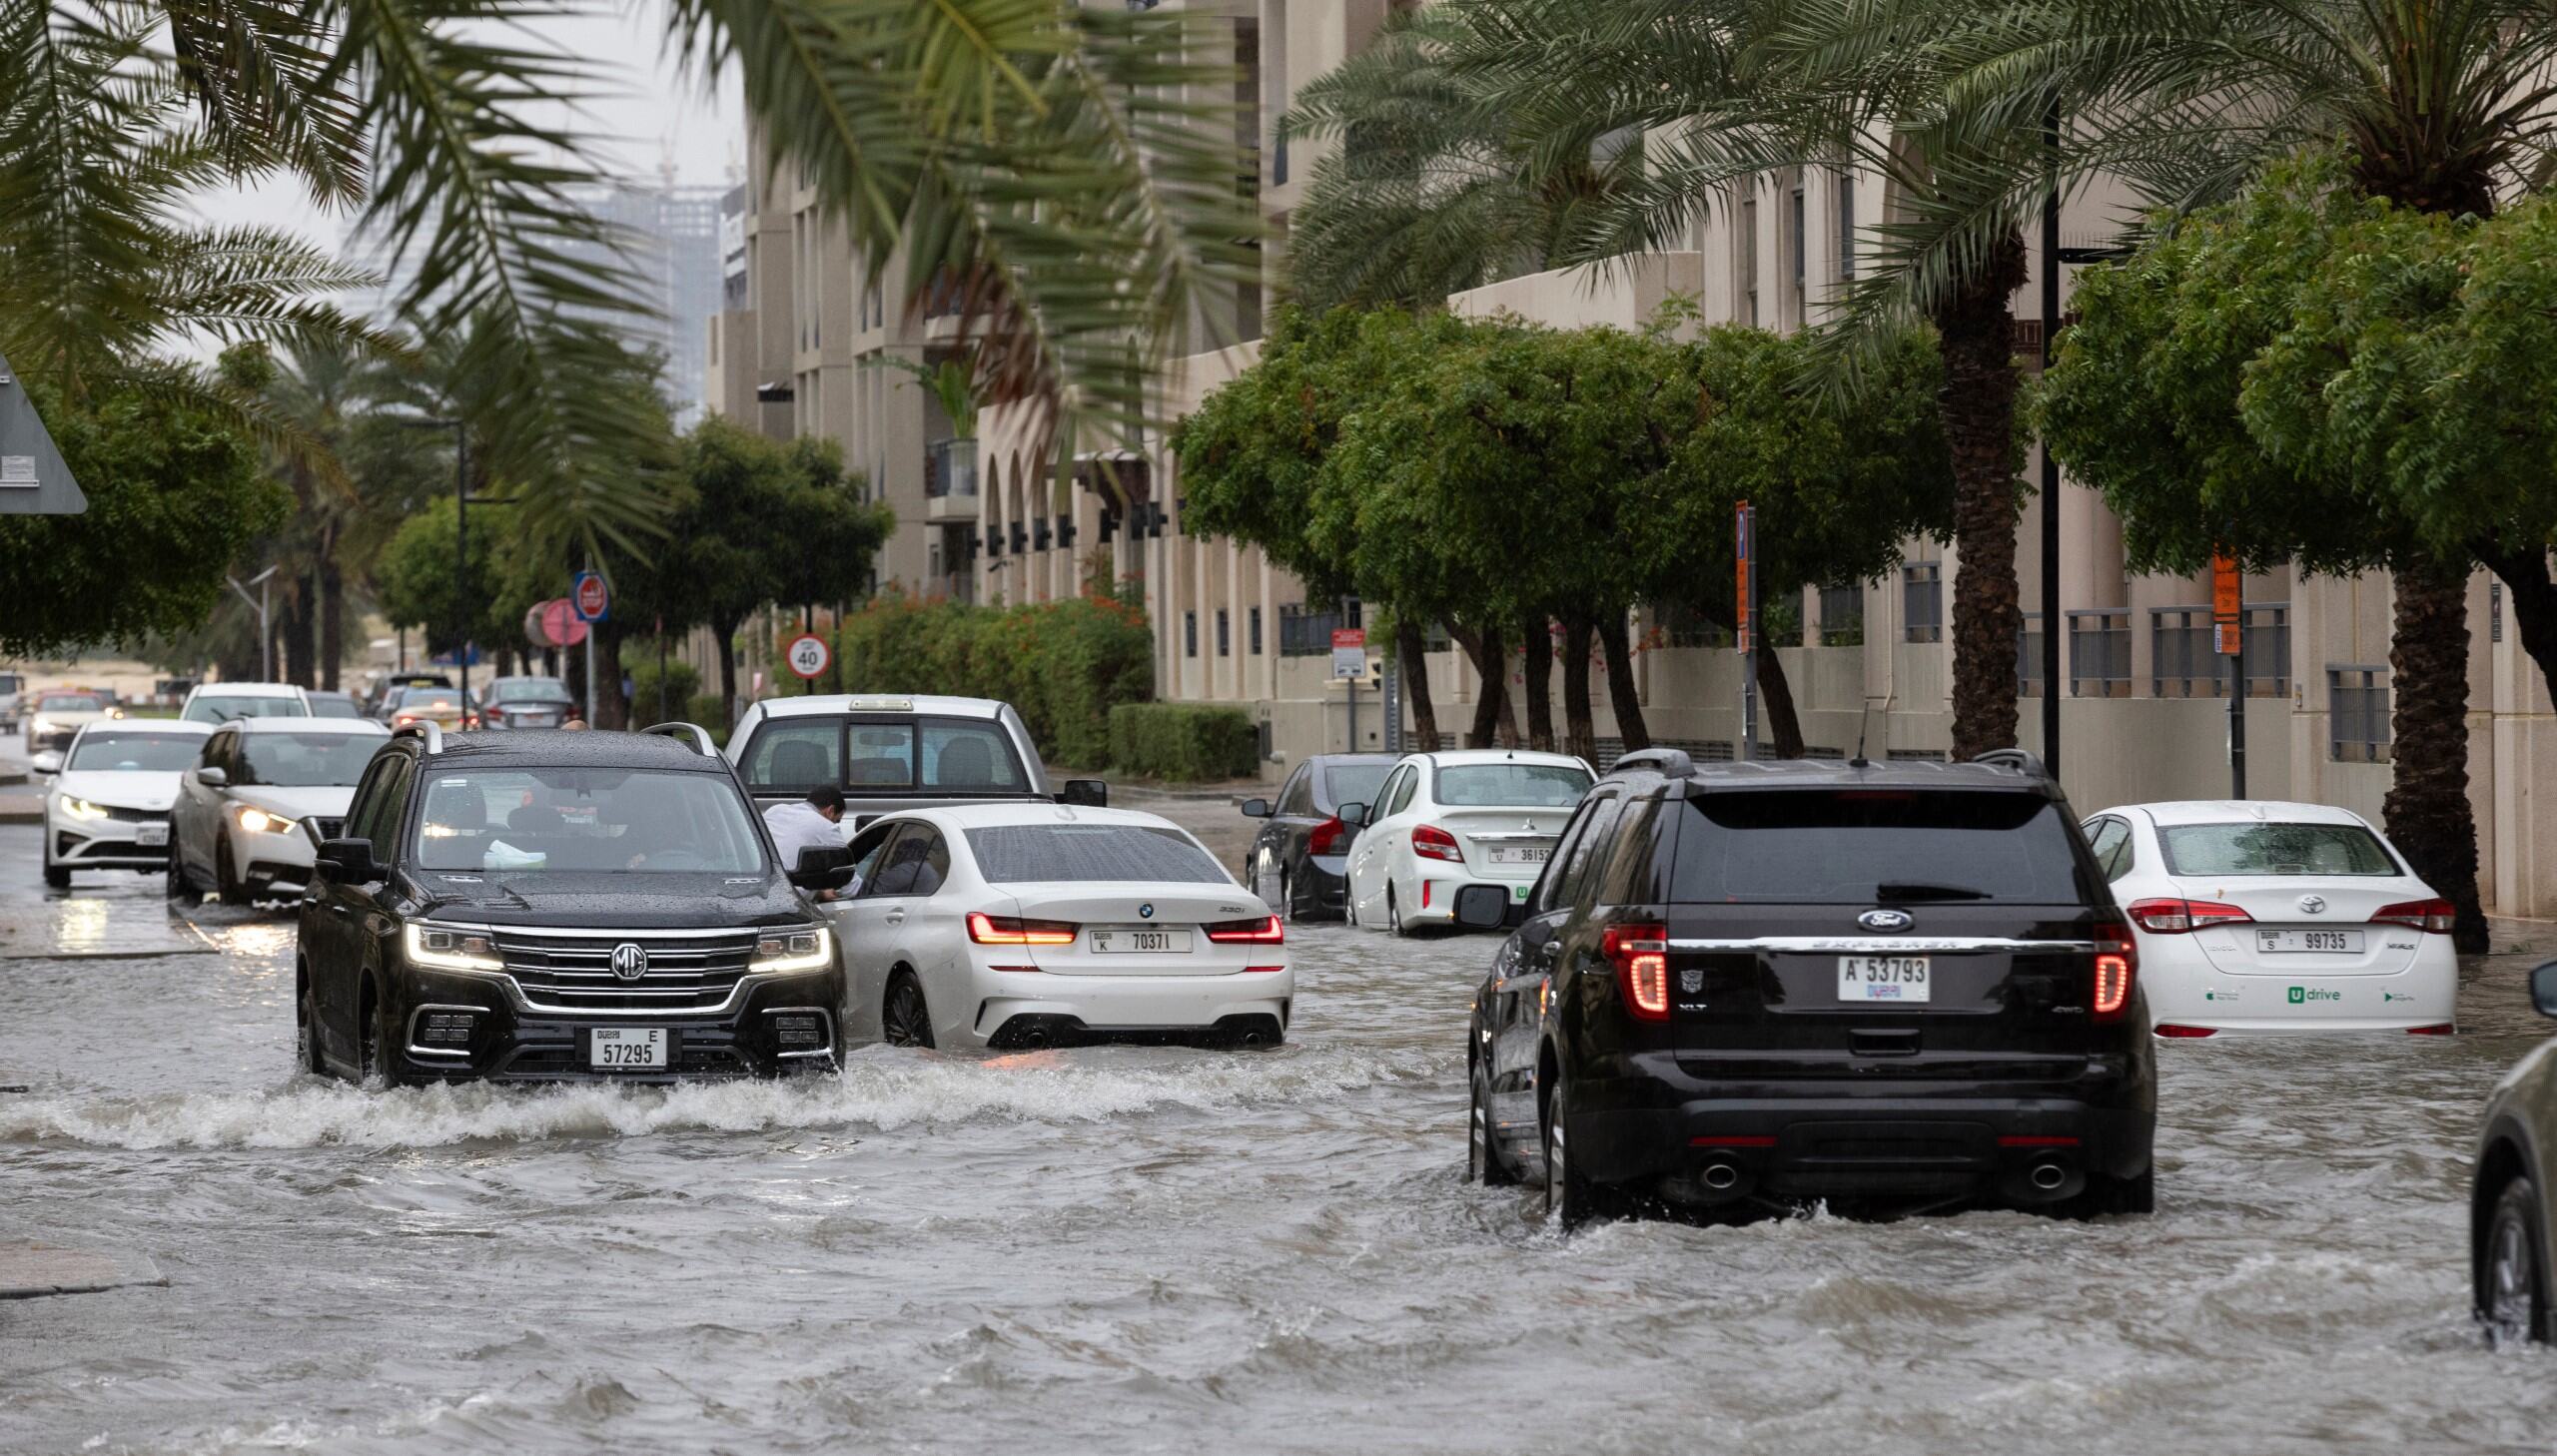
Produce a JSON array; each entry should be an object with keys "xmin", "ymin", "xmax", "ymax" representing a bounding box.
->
[
  {"xmin": 572, "ymin": 571, "xmax": 611, "ymax": 623},
  {"xmin": 1331, "ymin": 627, "xmax": 1367, "ymax": 751},
  {"xmin": 1737, "ymin": 501, "xmax": 1758, "ymax": 761},
  {"xmin": 2214, "ymin": 552, "xmax": 2244, "ymax": 797},
  {"xmin": 785, "ymin": 633, "xmax": 831, "ymax": 689}
]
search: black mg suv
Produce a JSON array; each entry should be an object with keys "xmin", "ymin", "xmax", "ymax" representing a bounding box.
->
[
  {"xmin": 1459, "ymin": 747, "xmax": 2154, "ymax": 1225},
  {"xmin": 297, "ymin": 723, "xmax": 851, "ymax": 1084}
]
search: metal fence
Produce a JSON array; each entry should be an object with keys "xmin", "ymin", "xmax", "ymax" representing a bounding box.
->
[
  {"xmin": 1278, "ymin": 603, "xmax": 1360, "ymax": 657},
  {"xmin": 2328, "ymin": 665, "xmax": 2392, "ymax": 763},
  {"xmin": 2151, "ymin": 603, "xmax": 2290, "ymax": 697},
  {"xmin": 2067, "ymin": 609, "xmax": 2131, "ymax": 698},
  {"xmin": 2017, "ymin": 612, "xmax": 2044, "ymax": 697}
]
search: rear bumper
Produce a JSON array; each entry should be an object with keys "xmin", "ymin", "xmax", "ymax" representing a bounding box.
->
[
  {"xmin": 965, "ymin": 970, "xmax": 1293, "ymax": 1050},
  {"xmin": 2144, "ymin": 940, "xmax": 2457, "ymax": 1033},
  {"xmin": 384, "ymin": 966, "xmax": 845, "ymax": 1082},
  {"xmin": 1570, "ymin": 1053, "xmax": 2153, "ymax": 1204}
]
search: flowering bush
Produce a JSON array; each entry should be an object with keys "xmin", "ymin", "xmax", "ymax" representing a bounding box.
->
[{"xmin": 834, "ymin": 586, "xmax": 1153, "ymax": 767}]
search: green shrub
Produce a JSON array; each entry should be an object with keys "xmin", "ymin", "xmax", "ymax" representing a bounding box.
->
[
  {"xmin": 835, "ymin": 585, "xmax": 1154, "ymax": 767},
  {"xmin": 688, "ymin": 694, "xmax": 730, "ymax": 738},
  {"xmin": 629, "ymin": 659, "xmax": 702, "ymax": 725},
  {"xmin": 1109, "ymin": 702, "xmax": 1257, "ymax": 782}
]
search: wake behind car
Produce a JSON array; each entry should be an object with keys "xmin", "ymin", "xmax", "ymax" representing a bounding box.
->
[
  {"xmin": 296, "ymin": 723, "xmax": 850, "ymax": 1084},
  {"xmin": 1463, "ymin": 747, "xmax": 2154, "ymax": 1226},
  {"xmin": 1240, "ymin": 752, "xmax": 1393, "ymax": 921},
  {"xmin": 725, "ymin": 693, "xmax": 1106, "ymax": 822},
  {"xmin": 169, "ymin": 716, "xmax": 390, "ymax": 905},
  {"xmin": 36, "ymin": 721, "xmax": 214, "ymax": 888}
]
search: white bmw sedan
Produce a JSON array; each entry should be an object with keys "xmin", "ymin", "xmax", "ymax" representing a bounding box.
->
[
  {"xmin": 824, "ymin": 804, "xmax": 1290, "ymax": 1051},
  {"xmin": 37, "ymin": 721, "xmax": 214, "ymax": 889},
  {"xmin": 1342, "ymin": 749, "xmax": 1594, "ymax": 934},
  {"xmin": 2086, "ymin": 800, "xmax": 2458, "ymax": 1037}
]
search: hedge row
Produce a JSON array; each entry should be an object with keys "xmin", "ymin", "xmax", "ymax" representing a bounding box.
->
[
  {"xmin": 1108, "ymin": 702, "xmax": 1257, "ymax": 782},
  {"xmin": 834, "ymin": 586, "xmax": 1154, "ymax": 767}
]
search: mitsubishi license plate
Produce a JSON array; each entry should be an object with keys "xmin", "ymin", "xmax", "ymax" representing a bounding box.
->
[
  {"xmin": 135, "ymin": 822, "xmax": 169, "ymax": 848},
  {"xmin": 1088, "ymin": 927, "xmax": 1193, "ymax": 954},
  {"xmin": 1489, "ymin": 846, "xmax": 1550, "ymax": 866},
  {"xmin": 589, "ymin": 1028, "xmax": 668, "ymax": 1069},
  {"xmin": 1839, "ymin": 956, "xmax": 1932, "ymax": 1003}
]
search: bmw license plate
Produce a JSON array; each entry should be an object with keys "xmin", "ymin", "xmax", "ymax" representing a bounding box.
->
[
  {"xmin": 135, "ymin": 822, "xmax": 169, "ymax": 848},
  {"xmin": 1087, "ymin": 927, "xmax": 1193, "ymax": 954},
  {"xmin": 2256, "ymin": 929, "xmax": 2363, "ymax": 954},
  {"xmin": 1839, "ymin": 956, "xmax": 1932, "ymax": 1003},
  {"xmin": 589, "ymin": 1028, "xmax": 667, "ymax": 1069}
]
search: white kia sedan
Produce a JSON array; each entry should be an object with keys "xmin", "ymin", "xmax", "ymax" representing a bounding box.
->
[
  {"xmin": 36, "ymin": 721, "xmax": 214, "ymax": 889},
  {"xmin": 2086, "ymin": 800, "xmax": 2458, "ymax": 1037},
  {"xmin": 1342, "ymin": 749, "xmax": 1595, "ymax": 935},
  {"xmin": 169, "ymin": 716, "xmax": 390, "ymax": 905},
  {"xmin": 825, "ymin": 804, "xmax": 1290, "ymax": 1051}
]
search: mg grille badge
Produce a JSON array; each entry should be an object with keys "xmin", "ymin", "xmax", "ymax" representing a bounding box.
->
[{"xmin": 610, "ymin": 942, "xmax": 649, "ymax": 981}]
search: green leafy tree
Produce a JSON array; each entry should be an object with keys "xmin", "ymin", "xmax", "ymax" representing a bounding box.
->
[{"xmin": 373, "ymin": 495, "xmax": 515, "ymax": 662}]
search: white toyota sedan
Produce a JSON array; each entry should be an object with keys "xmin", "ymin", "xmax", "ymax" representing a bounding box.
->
[
  {"xmin": 168, "ymin": 716, "xmax": 390, "ymax": 905},
  {"xmin": 1342, "ymin": 749, "xmax": 1594, "ymax": 934},
  {"xmin": 824, "ymin": 804, "xmax": 1290, "ymax": 1051},
  {"xmin": 2085, "ymin": 800, "xmax": 2458, "ymax": 1037},
  {"xmin": 37, "ymin": 721, "xmax": 215, "ymax": 889}
]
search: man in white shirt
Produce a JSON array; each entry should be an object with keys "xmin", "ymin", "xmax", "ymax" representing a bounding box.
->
[{"xmin": 764, "ymin": 788, "xmax": 851, "ymax": 900}]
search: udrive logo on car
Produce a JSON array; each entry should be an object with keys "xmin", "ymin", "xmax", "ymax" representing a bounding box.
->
[{"xmin": 2289, "ymin": 987, "xmax": 2341, "ymax": 1004}]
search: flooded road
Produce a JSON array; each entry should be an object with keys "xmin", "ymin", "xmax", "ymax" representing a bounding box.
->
[{"xmin": 5, "ymin": 798, "xmax": 2557, "ymax": 1455}]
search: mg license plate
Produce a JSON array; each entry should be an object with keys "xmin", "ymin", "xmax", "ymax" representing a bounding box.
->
[
  {"xmin": 1839, "ymin": 956, "xmax": 1932, "ymax": 1003},
  {"xmin": 135, "ymin": 822, "xmax": 169, "ymax": 847},
  {"xmin": 1087, "ymin": 927, "xmax": 1193, "ymax": 954},
  {"xmin": 589, "ymin": 1028, "xmax": 668, "ymax": 1069},
  {"xmin": 1488, "ymin": 846, "xmax": 1550, "ymax": 866},
  {"xmin": 2256, "ymin": 929, "xmax": 2363, "ymax": 954}
]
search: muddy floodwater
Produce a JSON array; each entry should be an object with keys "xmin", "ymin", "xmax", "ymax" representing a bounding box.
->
[{"xmin": 5, "ymin": 800, "xmax": 2557, "ymax": 1455}]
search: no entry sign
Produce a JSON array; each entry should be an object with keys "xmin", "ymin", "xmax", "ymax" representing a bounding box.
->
[{"xmin": 572, "ymin": 570, "xmax": 610, "ymax": 623}]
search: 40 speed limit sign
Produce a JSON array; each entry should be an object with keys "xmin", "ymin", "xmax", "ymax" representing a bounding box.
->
[{"xmin": 785, "ymin": 633, "xmax": 831, "ymax": 680}]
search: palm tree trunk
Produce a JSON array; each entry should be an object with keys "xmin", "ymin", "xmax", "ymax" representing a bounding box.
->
[
  {"xmin": 284, "ymin": 574, "xmax": 317, "ymax": 688},
  {"xmin": 715, "ymin": 616, "xmax": 742, "ymax": 731},
  {"xmin": 1560, "ymin": 615, "xmax": 1597, "ymax": 763},
  {"xmin": 319, "ymin": 558, "xmax": 345, "ymax": 692},
  {"xmin": 1597, "ymin": 612, "xmax": 1648, "ymax": 752},
  {"xmin": 591, "ymin": 619, "xmax": 627, "ymax": 729},
  {"xmin": 1396, "ymin": 620, "xmax": 1441, "ymax": 751},
  {"xmin": 1452, "ymin": 622, "xmax": 1506, "ymax": 748},
  {"xmin": 2383, "ymin": 553, "xmax": 2488, "ymax": 953},
  {"xmin": 1755, "ymin": 648, "xmax": 1807, "ymax": 759},
  {"xmin": 1518, "ymin": 612, "xmax": 1554, "ymax": 751},
  {"xmin": 1935, "ymin": 228, "xmax": 2030, "ymax": 761}
]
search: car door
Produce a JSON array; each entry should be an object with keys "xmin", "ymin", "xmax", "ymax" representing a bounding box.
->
[
  {"xmin": 1348, "ymin": 764, "xmax": 1406, "ymax": 920},
  {"xmin": 1486, "ymin": 792, "xmax": 1616, "ymax": 1141},
  {"xmin": 821, "ymin": 820, "xmax": 905, "ymax": 1037},
  {"xmin": 1375, "ymin": 764, "xmax": 1427, "ymax": 913},
  {"xmin": 176, "ymin": 730, "xmax": 226, "ymax": 880},
  {"xmin": 1255, "ymin": 765, "xmax": 1308, "ymax": 894},
  {"xmin": 311, "ymin": 753, "xmax": 404, "ymax": 1066}
]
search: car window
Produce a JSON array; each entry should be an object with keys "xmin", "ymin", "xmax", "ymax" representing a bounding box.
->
[
  {"xmin": 66, "ymin": 731, "xmax": 204, "ymax": 773},
  {"xmin": 1276, "ymin": 766, "xmax": 1311, "ymax": 818},
  {"xmin": 1388, "ymin": 766, "xmax": 1421, "ymax": 816},
  {"xmin": 964, "ymin": 823, "xmax": 1230, "ymax": 884},
  {"xmin": 342, "ymin": 759, "xmax": 392, "ymax": 847},
  {"xmin": 863, "ymin": 825, "xmax": 949, "ymax": 897},
  {"xmin": 1435, "ymin": 763, "xmax": 1591, "ymax": 807},
  {"xmin": 1669, "ymin": 789, "xmax": 2090, "ymax": 904},
  {"xmin": 743, "ymin": 719, "xmax": 842, "ymax": 792},
  {"xmin": 842, "ymin": 822, "xmax": 901, "ymax": 893},
  {"xmin": 1596, "ymin": 795, "xmax": 1668, "ymax": 904},
  {"xmin": 202, "ymin": 730, "xmax": 236, "ymax": 772},
  {"xmin": 413, "ymin": 767, "xmax": 766, "ymax": 874},
  {"xmin": 1322, "ymin": 762, "xmax": 1389, "ymax": 814},
  {"xmin": 307, "ymin": 695, "xmax": 363, "ymax": 719},
  {"xmin": 920, "ymin": 720, "xmax": 1025, "ymax": 790},
  {"xmin": 2157, "ymin": 821, "xmax": 2399, "ymax": 877},
  {"xmin": 353, "ymin": 755, "xmax": 413, "ymax": 853},
  {"xmin": 236, "ymin": 731, "xmax": 384, "ymax": 788},
  {"xmin": 1551, "ymin": 791, "xmax": 1624, "ymax": 912},
  {"xmin": 1528, "ymin": 799, "xmax": 1603, "ymax": 917},
  {"xmin": 40, "ymin": 692, "xmax": 109, "ymax": 712},
  {"xmin": 2085, "ymin": 817, "xmax": 2132, "ymax": 882}
]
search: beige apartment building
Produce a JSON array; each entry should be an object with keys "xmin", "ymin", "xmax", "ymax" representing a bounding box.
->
[{"xmin": 708, "ymin": 2, "xmax": 2557, "ymax": 917}]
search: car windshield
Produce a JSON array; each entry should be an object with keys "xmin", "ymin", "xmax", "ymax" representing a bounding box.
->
[
  {"xmin": 2158, "ymin": 822, "xmax": 2398, "ymax": 877},
  {"xmin": 399, "ymin": 689, "xmax": 463, "ymax": 711},
  {"xmin": 965, "ymin": 824, "xmax": 1229, "ymax": 884},
  {"xmin": 1671, "ymin": 789, "xmax": 2090, "ymax": 904},
  {"xmin": 414, "ymin": 767, "xmax": 766, "ymax": 875},
  {"xmin": 306, "ymin": 696, "xmax": 363, "ymax": 719},
  {"xmin": 489, "ymin": 679, "xmax": 573, "ymax": 704},
  {"xmin": 39, "ymin": 692, "xmax": 108, "ymax": 712},
  {"xmin": 743, "ymin": 715, "xmax": 1029, "ymax": 794},
  {"xmin": 1323, "ymin": 763, "xmax": 1390, "ymax": 809},
  {"xmin": 1435, "ymin": 763, "xmax": 1591, "ymax": 807},
  {"xmin": 186, "ymin": 694, "xmax": 305, "ymax": 722},
  {"xmin": 237, "ymin": 732, "xmax": 382, "ymax": 787},
  {"xmin": 67, "ymin": 731, "xmax": 202, "ymax": 772}
]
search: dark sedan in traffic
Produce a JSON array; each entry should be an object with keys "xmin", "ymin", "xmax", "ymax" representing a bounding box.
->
[{"xmin": 1240, "ymin": 752, "xmax": 1393, "ymax": 922}]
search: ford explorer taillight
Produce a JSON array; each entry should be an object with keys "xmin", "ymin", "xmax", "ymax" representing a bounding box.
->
[{"xmin": 1600, "ymin": 922, "xmax": 1670, "ymax": 1022}]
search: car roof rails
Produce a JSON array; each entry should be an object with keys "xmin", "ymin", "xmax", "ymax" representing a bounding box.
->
[
  {"xmin": 1970, "ymin": 746, "xmax": 2049, "ymax": 779},
  {"xmin": 391, "ymin": 720, "xmax": 444, "ymax": 755},
  {"xmin": 642, "ymin": 721, "xmax": 719, "ymax": 757},
  {"xmin": 1610, "ymin": 747, "xmax": 1694, "ymax": 779}
]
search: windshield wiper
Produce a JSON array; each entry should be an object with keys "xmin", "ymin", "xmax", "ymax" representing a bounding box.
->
[{"xmin": 1874, "ymin": 881, "xmax": 1994, "ymax": 902}]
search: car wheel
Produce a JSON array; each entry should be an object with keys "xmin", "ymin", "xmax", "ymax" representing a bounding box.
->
[
  {"xmin": 2063, "ymin": 1166, "xmax": 2156, "ymax": 1219},
  {"xmin": 360, "ymin": 981, "xmax": 414, "ymax": 1088},
  {"xmin": 882, "ymin": 972, "xmax": 935, "ymax": 1049},
  {"xmin": 2481, "ymin": 1176, "xmax": 2550, "ymax": 1347},
  {"xmin": 42, "ymin": 856, "xmax": 70, "ymax": 890},
  {"xmin": 296, "ymin": 976, "xmax": 327, "ymax": 1077},
  {"xmin": 1541, "ymin": 1067, "xmax": 1609, "ymax": 1229},
  {"xmin": 215, "ymin": 836, "xmax": 250, "ymax": 908},
  {"xmin": 1278, "ymin": 870, "xmax": 1297, "ymax": 924},
  {"xmin": 166, "ymin": 848, "xmax": 192, "ymax": 901},
  {"xmin": 1388, "ymin": 888, "xmax": 1404, "ymax": 937},
  {"xmin": 1469, "ymin": 1060, "xmax": 1515, "ymax": 1187}
]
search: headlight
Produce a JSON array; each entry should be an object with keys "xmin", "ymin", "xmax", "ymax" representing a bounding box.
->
[
  {"xmin": 58, "ymin": 796, "xmax": 108, "ymax": 820},
  {"xmin": 32, "ymin": 718, "xmax": 54, "ymax": 734},
  {"xmin": 751, "ymin": 925, "xmax": 832, "ymax": 974},
  {"xmin": 405, "ymin": 923, "xmax": 501, "ymax": 972},
  {"xmin": 107, "ymin": 707, "xmax": 125, "ymax": 719},
  {"xmin": 236, "ymin": 806, "xmax": 300, "ymax": 835}
]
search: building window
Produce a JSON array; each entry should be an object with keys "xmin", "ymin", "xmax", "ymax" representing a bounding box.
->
[
  {"xmin": 1278, "ymin": 602, "xmax": 1360, "ymax": 656},
  {"xmin": 2329, "ymin": 666, "xmax": 2392, "ymax": 763},
  {"xmin": 1185, "ymin": 611, "xmax": 1199, "ymax": 658},
  {"xmin": 1902, "ymin": 562, "xmax": 1943, "ymax": 643},
  {"xmin": 1817, "ymin": 582, "xmax": 1863, "ymax": 646},
  {"xmin": 2150, "ymin": 603, "xmax": 2290, "ymax": 697},
  {"xmin": 1738, "ymin": 196, "xmax": 1759, "ymax": 327},
  {"xmin": 2017, "ymin": 612, "xmax": 2044, "ymax": 697},
  {"xmin": 2066, "ymin": 609, "xmax": 2131, "ymax": 698},
  {"xmin": 1788, "ymin": 182, "xmax": 1807, "ymax": 328},
  {"xmin": 1217, "ymin": 608, "xmax": 1231, "ymax": 657},
  {"xmin": 1249, "ymin": 605, "xmax": 1263, "ymax": 655}
]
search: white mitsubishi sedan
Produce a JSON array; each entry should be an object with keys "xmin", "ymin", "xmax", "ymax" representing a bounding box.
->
[
  {"xmin": 1342, "ymin": 749, "xmax": 1594, "ymax": 934},
  {"xmin": 825, "ymin": 804, "xmax": 1290, "ymax": 1051},
  {"xmin": 2085, "ymin": 800, "xmax": 2458, "ymax": 1037}
]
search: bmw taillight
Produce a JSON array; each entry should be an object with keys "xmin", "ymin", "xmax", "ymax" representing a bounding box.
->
[
  {"xmin": 2125, "ymin": 897, "xmax": 2252, "ymax": 934},
  {"xmin": 1306, "ymin": 816, "xmax": 1348, "ymax": 856},
  {"xmin": 967, "ymin": 913, "xmax": 1076, "ymax": 946},
  {"xmin": 1205, "ymin": 915, "xmax": 1283, "ymax": 944},
  {"xmin": 2094, "ymin": 919, "xmax": 2136, "ymax": 1022},
  {"xmin": 1411, "ymin": 824, "xmax": 1462, "ymax": 863},
  {"xmin": 2369, "ymin": 898, "xmax": 2455, "ymax": 934},
  {"xmin": 1600, "ymin": 922, "xmax": 1670, "ymax": 1022}
]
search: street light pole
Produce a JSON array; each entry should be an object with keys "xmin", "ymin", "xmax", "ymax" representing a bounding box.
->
[
  {"xmin": 2040, "ymin": 97, "xmax": 2064, "ymax": 780},
  {"xmin": 227, "ymin": 566, "xmax": 280, "ymax": 681},
  {"xmin": 397, "ymin": 416, "xmax": 513, "ymax": 725}
]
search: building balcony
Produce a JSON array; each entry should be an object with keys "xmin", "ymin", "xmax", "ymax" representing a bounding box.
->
[{"xmin": 926, "ymin": 437, "xmax": 979, "ymax": 522}]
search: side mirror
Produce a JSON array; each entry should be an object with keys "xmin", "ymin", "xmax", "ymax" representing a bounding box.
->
[
  {"xmin": 28, "ymin": 750, "xmax": 61, "ymax": 777},
  {"xmin": 313, "ymin": 837, "xmax": 380, "ymax": 885},
  {"xmin": 195, "ymin": 765, "xmax": 228, "ymax": 787},
  {"xmin": 2532, "ymin": 962, "xmax": 2557, "ymax": 1020},
  {"xmin": 1058, "ymin": 779, "xmax": 1109, "ymax": 808},
  {"xmin": 790, "ymin": 844, "xmax": 856, "ymax": 892},
  {"xmin": 1240, "ymin": 798, "xmax": 1272, "ymax": 818},
  {"xmin": 1337, "ymin": 802, "xmax": 1369, "ymax": 829},
  {"xmin": 1452, "ymin": 884, "xmax": 1510, "ymax": 932}
]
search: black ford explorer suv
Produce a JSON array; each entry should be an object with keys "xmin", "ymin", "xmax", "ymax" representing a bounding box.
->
[
  {"xmin": 1460, "ymin": 747, "xmax": 2154, "ymax": 1225},
  {"xmin": 297, "ymin": 723, "xmax": 851, "ymax": 1084}
]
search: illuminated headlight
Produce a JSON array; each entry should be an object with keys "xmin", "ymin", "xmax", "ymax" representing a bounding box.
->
[
  {"xmin": 107, "ymin": 707, "xmax": 125, "ymax": 719},
  {"xmin": 405, "ymin": 924, "xmax": 501, "ymax": 971},
  {"xmin": 31, "ymin": 718, "xmax": 55, "ymax": 735},
  {"xmin": 751, "ymin": 926, "xmax": 832, "ymax": 974},
  {"xmin": 58, "ymin": 796, "xmax": 108, "ymax": 820},
  {"xmin": 236, "ymin": 805, "xmax": 300, "ymax": 835}
]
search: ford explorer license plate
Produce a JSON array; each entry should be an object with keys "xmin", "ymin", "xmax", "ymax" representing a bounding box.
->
[
  {"xmin": 1839, "ymin": 956, "xmax": 1931, "ymax": 1003},
  {"xmin": 1088, "ymin": 927, "xmax": 1193, "ymax": 954},
  {"xmin": 589, "ymin": 1028, "xmax": 667, "ymax": 1069}
]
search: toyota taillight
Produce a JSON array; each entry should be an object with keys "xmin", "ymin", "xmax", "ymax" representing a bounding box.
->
[
  {"xmin": 1600, "ymin": 922, "xmax": 1670, "ymax": 1022},
  {"xmin": 1306, "ymin": 816, "xmax": 1347, "ymax": 856},
  {"xmin": 2094, "ymin": 919, "xmax": 2136, "ymax": 1022},
  {"xmin": 2370, "ymin": 898, "xmax": 2455, "ymax": 934},
  {"xmin": 2125, "ymin": 897, "xmax": 2252, "ymax": 934},
  {"xmin": 1205, "ymin": 915, "xmax": 1283, "ymax": 944},
  {"xmin": 1412, "ymin": 824, "xmax": 1462, "ymax": 863},
  {"xmin": 967, "ymin": 913, "xmax": 1076, "ymax": 946}
]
